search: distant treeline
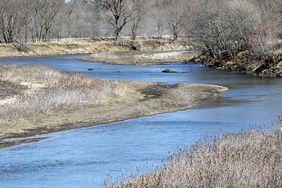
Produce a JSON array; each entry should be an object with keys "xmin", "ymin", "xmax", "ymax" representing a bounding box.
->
[{"xmin": 0, "ymin": 0, "xmax": 281, "ymax": 56}]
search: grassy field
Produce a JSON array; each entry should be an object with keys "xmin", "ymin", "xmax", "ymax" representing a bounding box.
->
[
  {"xmin": 108, "ymin": 124, "xmax": 282, "ymax": 188},
  {"xmin": 0, "ymin": 64, "xmax": 227, "ymax": 148}
]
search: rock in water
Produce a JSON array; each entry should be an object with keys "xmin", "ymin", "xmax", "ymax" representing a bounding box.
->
[{"xmin": 162, "ymin": 69, "xmax": 177, "ymax": 73}]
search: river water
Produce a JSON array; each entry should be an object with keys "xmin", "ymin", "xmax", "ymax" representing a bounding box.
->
[{"xmin": 0, "ymin": 55, "xmax": 281, "ymax": 188}]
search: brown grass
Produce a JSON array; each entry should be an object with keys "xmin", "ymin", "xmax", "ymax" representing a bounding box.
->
[
  {"xmin": 0, "ymin": 64, "xmax": 133, "ymax": 120},
  {"xmin": 0, "ymin": 38, "xmax": 191, "ymax": 58},
  {"xmin": 108, "ymin": 124, "xmax": 282, "ymax": 188},
  {"xmin": 84, "ymin": 51, "xmax": 197, "ymax": 66}
]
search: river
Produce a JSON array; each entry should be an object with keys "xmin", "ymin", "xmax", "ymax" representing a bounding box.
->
[{"xmin": 0, "ymin": 55, "xmax": 281, "ymax": 188}]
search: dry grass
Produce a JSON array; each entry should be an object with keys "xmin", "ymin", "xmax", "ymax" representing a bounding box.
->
[
  {"xmin": 84, "ymin": 51, "xmax": 197, "ymax": 66},
  {"xmin": 0, "ymin": 80, "xmax": 26, "ymax": 99},
  {"xmin": 109, "ymin": 124, "xmax": 282, "ymax": 188},
  {"xmin": 0, "ymin": 64, "xmax": 132, "ymax": 120},
  {"xmin": 0, "ymin": 38, "xmax": 191, "ymax": 58}
]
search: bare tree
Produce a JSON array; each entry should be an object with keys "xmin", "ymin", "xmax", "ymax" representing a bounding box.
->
[
  {"xmin": 153, "ymin": 2, "xmax": 166, "ymax": 39},
  {"xmin": 101, "ymin": 0, "xmax": 135, "ymax": 40},
  {"xmin": 61, "ymin": 0, "xmax": 102, "ymax": 38},
  {"xmin": 167, "ymin": 0, "xmax": 186, "ymax": 40},
  {"xmin": 248, "ymin": 0, "xmax": 282, "ymax": 55},
  {"xmin": 156, "ymin": 18, "xmax": 164, "ymax": 39},
  {"xmin": 0, "ymin": 0, "xmax": 280, "ymax": 46},
  {"xmin": 31, "ymin": 0, "xmax": 64, "ymax": 41},
  {"xmin": 0, "ymin": 0, "xmax": 17, "ymax": 43},
  {"xmin": 130, "ymin": 0, "xmax": 147, "ymax": 40},
  {"xmin": 188, "ymin": 0, "xmax": 282, "ymax": 58}
]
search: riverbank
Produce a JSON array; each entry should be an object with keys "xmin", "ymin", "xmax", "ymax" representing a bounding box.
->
[
  {"xmin": 109, "ymin": 123, "xmax": 282, "ymax": 188},
  {"xmin": 0, "ymin": 64, "xmax": 228, "ymax": 148},
  {"xmin": 0, "ymin": 37, "xmax": 191, "ymax": 58},
  {"xmin": 82, "ymin": 50, "xmax": 197, "ymax": 66},
  {"xmin": 190, "ymin": 48, "xmax": 282, "ymax": 77}
]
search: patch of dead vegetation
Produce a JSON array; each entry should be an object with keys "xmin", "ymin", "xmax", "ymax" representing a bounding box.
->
[
  {"xmin": 0, "ymin": 38, "xmax": 192, "ymax": 58},
  {"xmin": 0, "ymin": 64, "xmax": 140, "ymax": 120},
  {"xmin": 108, "ymin": 124, "xmax": 282, "ymax": 188},
  {"xmin": 83, "ymin": 51, "xmax": 197, "ymax": 66}
]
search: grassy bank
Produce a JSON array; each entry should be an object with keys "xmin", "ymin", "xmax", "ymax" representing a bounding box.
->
[
  {"xmin": 0, "ymin": 38, "xmax": 191, "ymax": 58},
  {"xmin": 108, "ymin": 124, "xmax": 282, "ymax": 188},
  {"xmin": 83, "ymin": 50, "xmax": 197, "ymax": 66},
  {"xmin": 0, "ymin": 64, "xmax": 227, "ymax": 148}
]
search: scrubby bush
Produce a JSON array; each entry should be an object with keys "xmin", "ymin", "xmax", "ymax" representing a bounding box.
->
[
  {"xmin": 187, "ymin": 0, "xmax": 282, "ymax": 58},
  {"xmin": 108, "ymin": 124, "xmax": 282, "ymax": 188}
]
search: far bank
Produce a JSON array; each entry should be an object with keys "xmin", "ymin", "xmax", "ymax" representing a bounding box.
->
[{"xmin": 0, "ymin": 37, "xmax": 191, "ymax": 58}]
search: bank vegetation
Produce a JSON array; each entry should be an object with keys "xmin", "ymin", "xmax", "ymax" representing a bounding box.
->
[
  {"xmin": 187, "ymin": 0, "xmax": 282, "ymax": 77},
  {"xmin": 107, "ymin": 123, "xmax": 282, "ymax": 188}
]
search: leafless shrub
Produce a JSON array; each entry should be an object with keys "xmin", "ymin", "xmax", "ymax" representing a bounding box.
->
[
  {"xmin": 108, "ymin": 124, "xmax": 282, "ymax": 188},
  {"xmin": 0, "ymin": 0, "xmax": 280, "ymax": 44},
  {"xmin": 187, "ymin": 0, "xmax": 282, "ymax": 58},
  {"xmin": 100, "ymin": 0, "xmax": 137, "ymax": 40},
  {"xmin": 130, "ymin": 0, "xmax": 148, "ymax": 40},
  {"xmin": 0, "ymin": 0, "xmax": 64, "ymax": 43},
  {"xmin": 166, "ymin": 0, "xmax": 186, "ymax": 40}
]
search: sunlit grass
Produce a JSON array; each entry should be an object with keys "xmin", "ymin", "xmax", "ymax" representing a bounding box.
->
[
  {"xmin": 108, "ymin": 124, "xmax": 282, "ymax": 188},
  {"xmin": 0, "ymin": 64, "xmax": 131, "ymax": 120}
]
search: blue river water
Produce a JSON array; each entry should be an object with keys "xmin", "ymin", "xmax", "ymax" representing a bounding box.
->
[{"xmin": 0, "ymin": 55, "xmax": 281, "ymax": 188}]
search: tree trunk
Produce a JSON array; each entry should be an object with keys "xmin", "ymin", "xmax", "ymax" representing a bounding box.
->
[{"xmin": 115, "ymin": 31, "xmax": 119, "ymax": 40}]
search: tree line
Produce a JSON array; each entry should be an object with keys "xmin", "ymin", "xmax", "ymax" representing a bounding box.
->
[
  {"xmin": 0, "ymin": 0, "xmax": 281, "ymax": 56},
  {"xmin": 0, "ymin": 0, "xmax": 65, "ymax": 43},
  {"xmin": 0, "ymin": 0, "xmax": 218, "ymax": 42}
]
